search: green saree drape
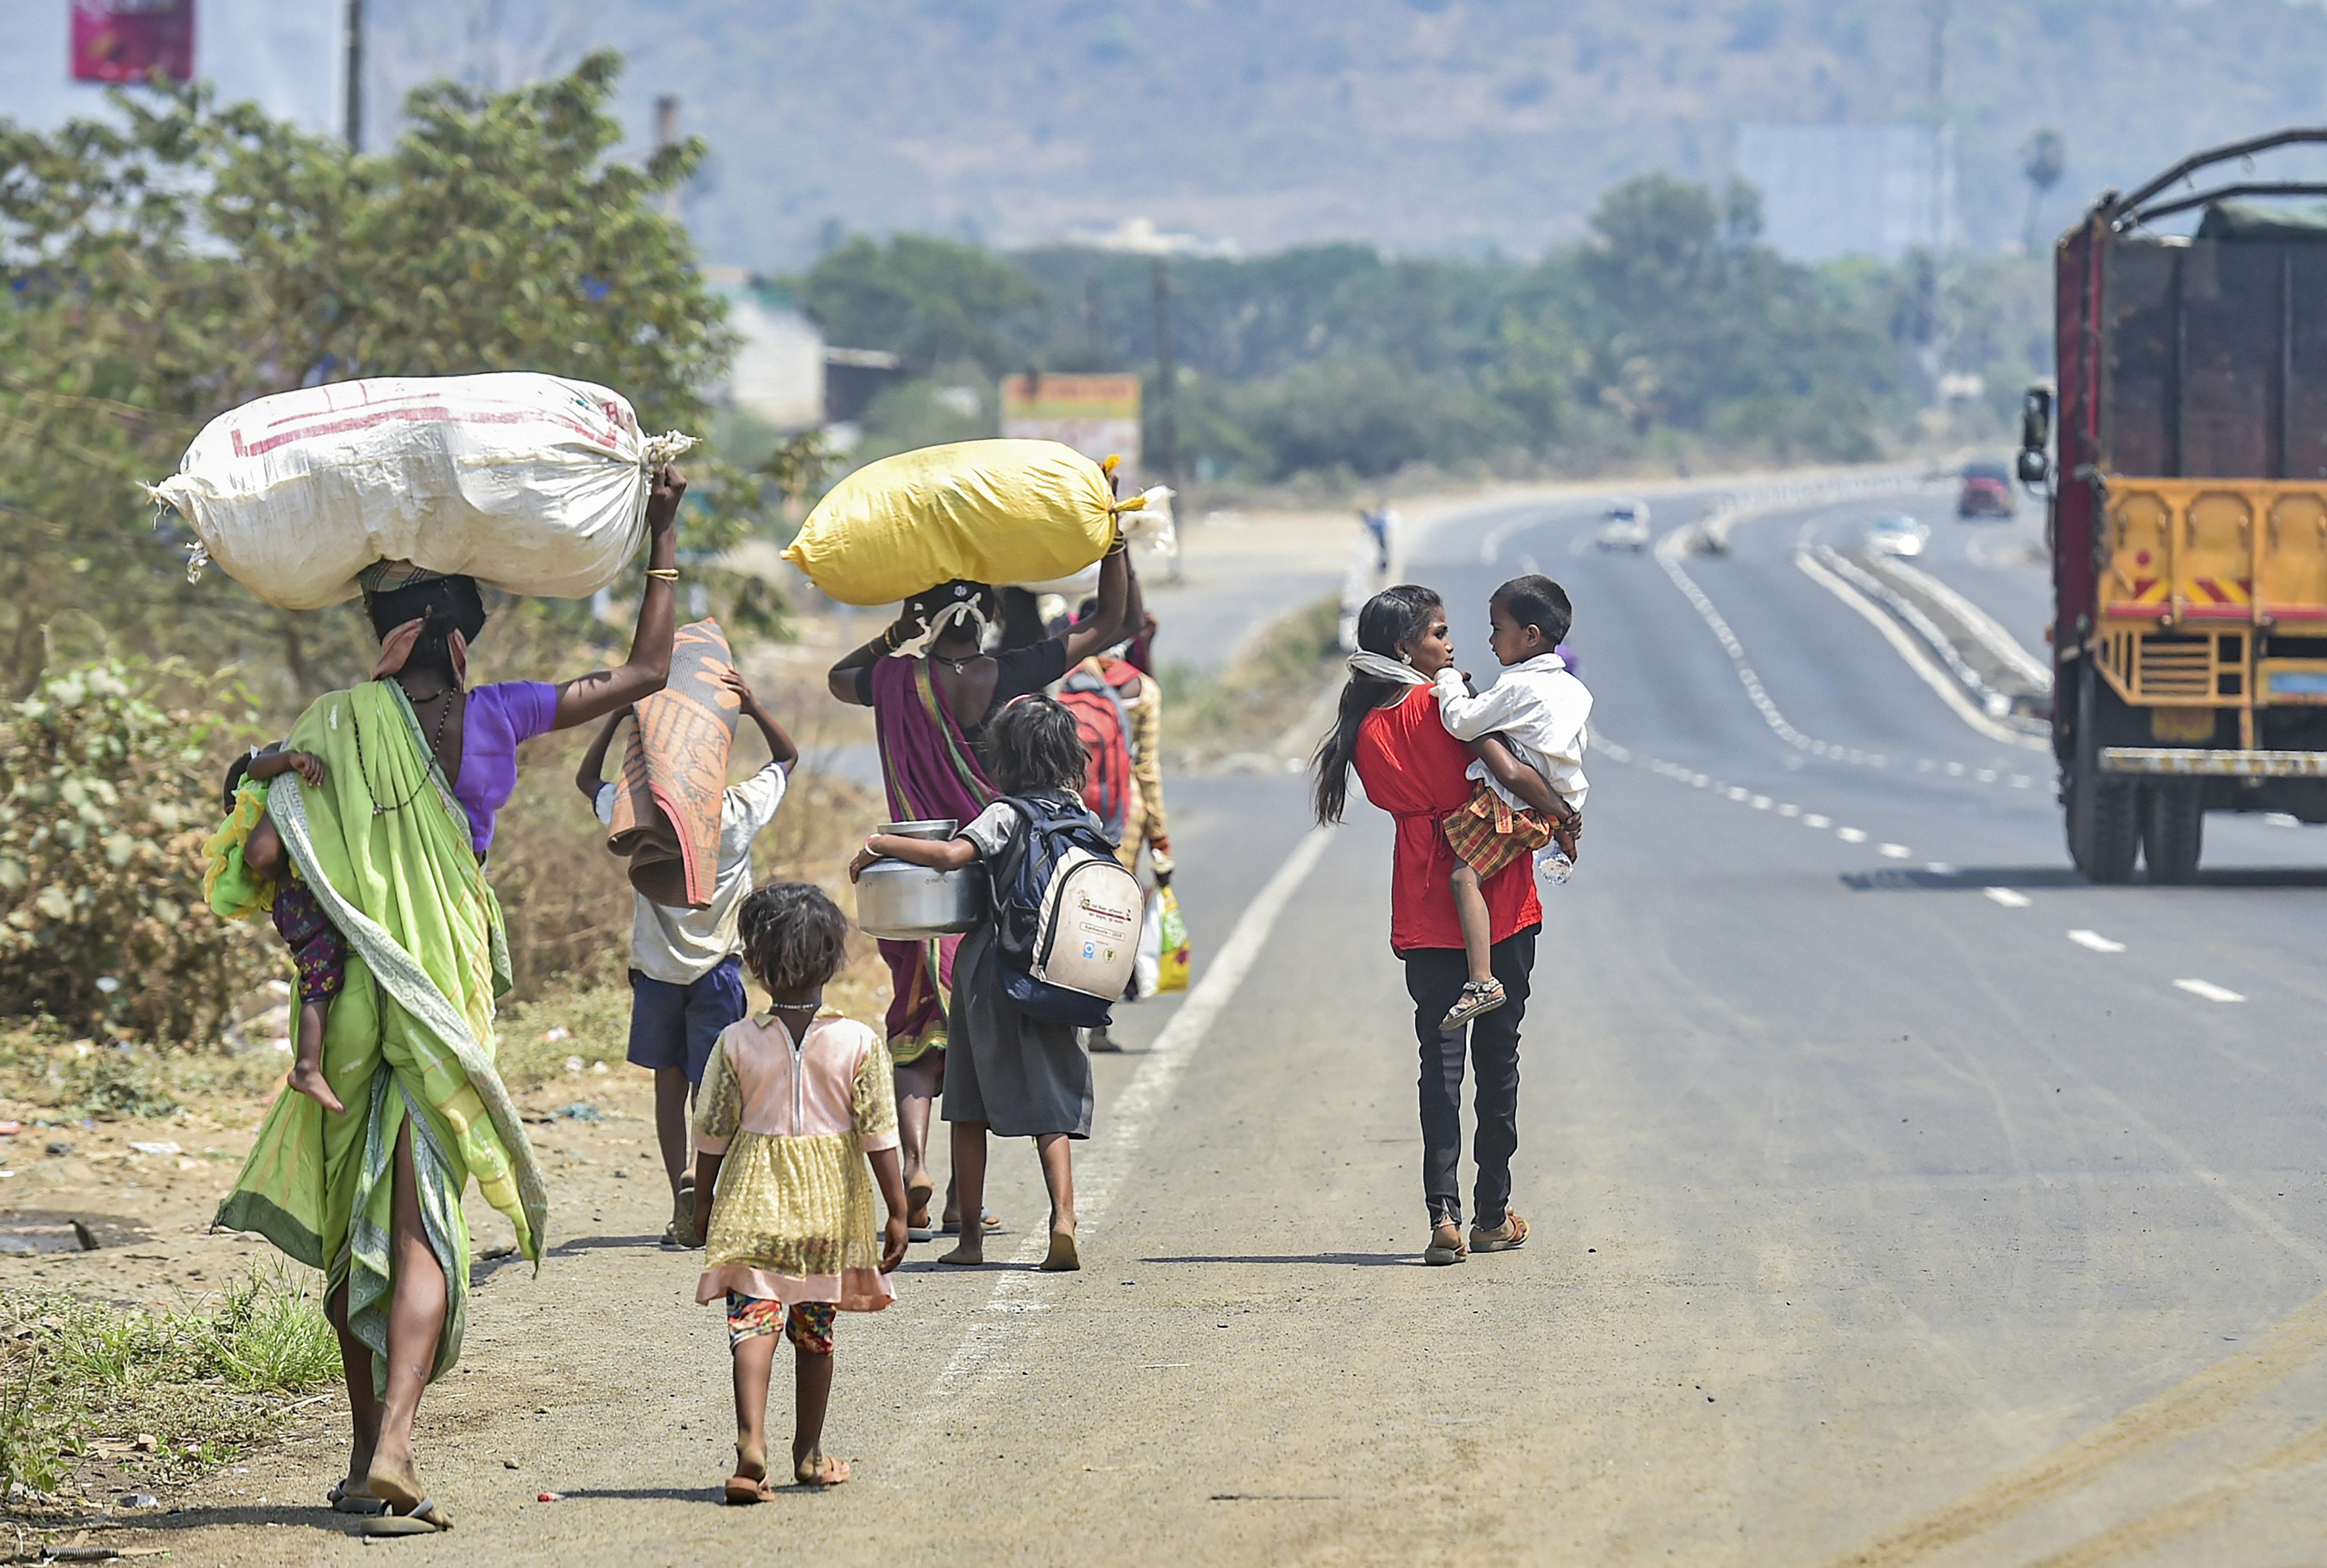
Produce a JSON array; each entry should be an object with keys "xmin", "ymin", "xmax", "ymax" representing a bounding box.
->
[{"xmin": 214, "ymin": 681, "xmax": 547, "ymax": 1392}]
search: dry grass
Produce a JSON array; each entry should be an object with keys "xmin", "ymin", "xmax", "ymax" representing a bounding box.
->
[{"xmin": 1158, "ymin": 593, "xmax": 1345, "ymax": 770}]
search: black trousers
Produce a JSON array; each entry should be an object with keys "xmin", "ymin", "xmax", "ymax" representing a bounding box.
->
[{"xmin": 1402, "ymin": 930, "xmax": 1536, "ymax": 1229}]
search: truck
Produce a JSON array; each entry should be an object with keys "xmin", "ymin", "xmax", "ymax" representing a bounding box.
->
[{"xmin": 2023, "ymin": 129, "xmax": 2327, "ymax": 883}]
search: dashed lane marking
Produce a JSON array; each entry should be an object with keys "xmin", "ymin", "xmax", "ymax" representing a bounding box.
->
[
  {"xmin": 1804, "ymin": 814, "xmax": 1833, "ymax": 829},
  {"xmin": 1837, "ymin": 827, "xmax": 1868, "ymax": 843},
  {"xmin": 1879, "ymin": 843, "xmax": 1912, "ymax": 859},
  {"xmin": 1983, "ymin": 887, "xmax": 2032, "ymax": 907},
  {"xmin": 2174, "ymin": 978, "xmax": 2247, "ymax": 1003},
  {"xmin": 2068, "ymin": 929, "xmax": 2126, "ymax": 953}
]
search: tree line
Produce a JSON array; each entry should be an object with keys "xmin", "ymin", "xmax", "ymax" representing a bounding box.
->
[{"xmin": 793, "ymin": 179, "xmax": 2047, "ymax": 487}]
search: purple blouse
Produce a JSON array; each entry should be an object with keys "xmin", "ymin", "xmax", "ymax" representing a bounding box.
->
[{"xmin": 452, "ymin": 681, "xmax": 558, "ymax": 855}]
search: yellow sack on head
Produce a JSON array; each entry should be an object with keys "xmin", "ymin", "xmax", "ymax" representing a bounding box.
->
[{"xmin": 783, "ymin": 439, "xmax": 1127, "ymax": 606}]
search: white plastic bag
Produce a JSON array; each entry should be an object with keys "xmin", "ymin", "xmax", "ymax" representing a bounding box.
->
[
  {"xmin": 1131, "ymin": 885, "xmax": 1164, "ymax": 1000},
  {"xmin": 151, "ymin": 373, "xmax": 694, "ymax": 610},
  {"xmin": 1010, "ymin": 486, "xmax": 1176, "ymax": 595}
]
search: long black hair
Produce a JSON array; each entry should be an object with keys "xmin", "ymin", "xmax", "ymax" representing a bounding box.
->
[
  {"xmin": 363, "ymin": 575, "xmax": 488, "ymax": 681},
  {"xmin": 1311, "ymin": 584, "xmax": 1443, "ymax": 825}
]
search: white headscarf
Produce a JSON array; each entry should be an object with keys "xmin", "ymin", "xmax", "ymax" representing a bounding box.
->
[
  {"xmin": 1347, "ymin": 649, "xmax": 1430, "ymax": 686},
  {"xmin": 891, "ymin": 583, "xmax": 992, "ymax": 659}
]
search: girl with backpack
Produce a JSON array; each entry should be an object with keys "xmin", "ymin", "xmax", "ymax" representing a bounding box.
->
[
  {"xmin": 847, "ymin": 696, "xmax": 1128, "ymax": 1274},
  {"xmin": 824, "ymin": 550, "xmax": 1139, "ymax": 1241}
]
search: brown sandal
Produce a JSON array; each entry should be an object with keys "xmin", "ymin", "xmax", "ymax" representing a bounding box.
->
[
  {"xmin": 1469, "ymin": 1210, "xmax": 1530, "ymax": 1253},
  {"xmin": 1440, "ymin": 978, "xmax": 1506, "ymax": 1032}
]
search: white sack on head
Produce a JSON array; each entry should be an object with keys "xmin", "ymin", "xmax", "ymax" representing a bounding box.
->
[{"xmin": 151, "ymin": 372, "xmax": 695, "ymax": 611}]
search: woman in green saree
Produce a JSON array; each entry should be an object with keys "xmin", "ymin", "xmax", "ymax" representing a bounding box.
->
[{"xmin": 214, "ymin": 466, "xmax": 688, "ymax": 1533}]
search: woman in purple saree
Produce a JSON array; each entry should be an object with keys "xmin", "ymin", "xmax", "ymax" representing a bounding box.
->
[{"xmin": 829, "ymin": 551, "xmax": 1135, "ymax": 1233}]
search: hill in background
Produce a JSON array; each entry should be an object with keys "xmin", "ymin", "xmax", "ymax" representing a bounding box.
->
[{"xmin": 358, "ymin": 0, "xmax": 2327, "ymax": 266}]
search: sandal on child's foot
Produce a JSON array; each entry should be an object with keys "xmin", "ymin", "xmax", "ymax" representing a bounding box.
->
[
  {"xmin": 1440, "ymin": 978, "xmax": 1507, "ymax": 1032},
  {"xmin": 1422, "ymin": 1219, "xmax": 1468, "ymax": 1266}
]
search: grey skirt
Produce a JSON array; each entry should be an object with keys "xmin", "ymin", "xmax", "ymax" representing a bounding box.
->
[{"xmin": 941, "ymin": 923, "xmax": 1094, "ymax": 1139}]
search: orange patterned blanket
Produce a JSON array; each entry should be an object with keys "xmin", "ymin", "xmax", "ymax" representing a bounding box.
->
[{"xmin": 606, "ymin": 619, "xmax": 737, "ymax": 909}]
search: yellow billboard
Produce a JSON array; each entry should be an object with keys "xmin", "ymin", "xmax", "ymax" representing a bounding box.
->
[{"xmin": 1001, "ymin": 373, "xmax": 1141, "ymax": 488}]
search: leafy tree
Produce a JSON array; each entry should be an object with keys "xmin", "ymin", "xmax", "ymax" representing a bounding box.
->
[
  {"xmin": 0, "ymin": 51, "xmax": 743, "ymax": 702},
  {"xmin": 0, "ymin": 660, "xmax": 271, "ymax": 1042},
  {"xmin": 792, "ymin": 234, "xmax": 1045, "ymax": 377}
]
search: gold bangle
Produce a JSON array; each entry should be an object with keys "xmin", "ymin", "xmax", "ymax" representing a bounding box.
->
[{"xmin": 644, "ymin": 567, "xmax": 679, "ymax": 583}]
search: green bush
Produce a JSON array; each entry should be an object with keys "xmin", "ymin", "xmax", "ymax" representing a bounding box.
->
[{"xmin": 0, "ymin": 661, "xmax": 273, "ymax": 1042}]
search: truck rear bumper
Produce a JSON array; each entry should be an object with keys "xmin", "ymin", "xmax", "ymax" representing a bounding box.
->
[{"xmin": 2100, "ymin": 747, "xmax": 2327, "ymax": 777}]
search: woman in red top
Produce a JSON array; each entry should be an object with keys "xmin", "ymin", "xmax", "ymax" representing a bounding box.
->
[{"xmin": 1314, "ymin": 586, "xmax": 1551, "ymax": 1266}]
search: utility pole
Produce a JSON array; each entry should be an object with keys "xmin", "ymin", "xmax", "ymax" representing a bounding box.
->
[
  {"xmin": 1149, "ymin": 256, "xmax": 1178, "ymax": 493},
  {"xmin": 1149, "ymin": 255, "xmax": 1184, "ymax": 580},
  {"xmin": 343, "ymin": 0, "xmax": 364, "ymax": 151},
  {"xmin": 654, "ymin": 96, "xmax": 682, "ymax": 221},
  {"xmin": 1920, "ymin": 0, "xmax": 1950, "ymax": 379}
]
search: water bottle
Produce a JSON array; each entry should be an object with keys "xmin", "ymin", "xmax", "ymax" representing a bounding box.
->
[{"xmin": 1537, "ymin": 849, "xmax": 1574, "ymax": 887}]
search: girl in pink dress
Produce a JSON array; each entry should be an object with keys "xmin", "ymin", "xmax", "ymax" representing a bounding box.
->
[{"xmin": 692, "ymin": 884, "xmax": 908, "ymax": 1497}]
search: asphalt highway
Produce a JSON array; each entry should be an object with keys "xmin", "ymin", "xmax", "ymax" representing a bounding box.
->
[{"xmin": 189, "ymin": 482, "xmax": 2327, "ymax": 1567}]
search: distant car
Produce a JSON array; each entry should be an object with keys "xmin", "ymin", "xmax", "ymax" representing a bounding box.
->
[
  {"xmin": 1595, "ymin": 499, "xmax": 1651, "ymax": 552},
  {"xmin": 1866, "ymin": 513, "xmax": 1929, "ymax": 557},
  {"xmin": 1957, "ymin": 459, "xmax": 2015, "ymax": 518}
]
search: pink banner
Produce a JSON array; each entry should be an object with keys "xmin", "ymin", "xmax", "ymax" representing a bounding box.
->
[{"xmin": 70, "ymin": 0, "xmax": 194, "ymax": 84}]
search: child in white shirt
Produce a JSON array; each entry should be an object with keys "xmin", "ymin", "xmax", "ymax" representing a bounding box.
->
[{"xmin": 1431, "ymin": 575, "xmax": 1591, "ymax": 1031}]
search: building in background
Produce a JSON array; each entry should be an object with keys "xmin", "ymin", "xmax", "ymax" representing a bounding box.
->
[
  {"xmin": 1733, "ymin": 124, "xmax": 1958, "ymax": 262},
  {"xmin": 1001, "ymin": 373, "xmax": 1141, "ymax": 487}
]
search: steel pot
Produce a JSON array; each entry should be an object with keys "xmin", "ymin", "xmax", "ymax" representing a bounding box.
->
[{"xmin": 855, "ymin": 819, "xmax": 988, "ymax": 938}]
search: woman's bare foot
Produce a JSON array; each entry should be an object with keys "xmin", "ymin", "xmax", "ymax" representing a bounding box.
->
[
  {"xmin": 794, "ymin": 1449, "xmax": 851, "ymax": 1486},
  {"xmin": 365, "ymin": 1448, "xmax": 426, "ymax": 1512},
  {"xmin": 289, "ymin": 1061, "xmax": 345, "ymax": 1115},
  {"xmin": 936, "ymin": 1241, "xmax": 984, "ymax": 1266}
]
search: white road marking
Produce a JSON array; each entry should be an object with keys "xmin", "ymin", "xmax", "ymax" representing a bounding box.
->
[
  {"xmin": 1983, "ymin": 887, "xmax": 2031, "ymax": 907},
  {"xmin": 1655, "ymin": 524, "xmax": 1816, "ymax": 749},
  {"xmin": 1692, "ymin": 774, "xmax": 1709, "ymax": 787},
  {"xmin": 1793, "ymin": 548, "xmax": 2047, "ymax": 750},
  {"xmin": 1779, "ymin": 803, "xmax": 1800, "ymax": 817},
  {"xmin": 2067, "ymin": 929, "xmax": 2126, "ymax": 953},
  {"xmin": 1726, "ymin": 786, "xmax": 1750, "ymax": 802},
  {"xmin": 1916, "ymin": 759, "xmax": 1935, "ymax": 772},
  {"xmin": 1879, "ymin": 843, "xmax": 1911, "ymax": 858},
  {"xmin": 1837, "ymin": 827, "xmax": 1867, "ymax": 843},
  {"xmin": 1804, "ymin": 814, "xmax": 1832, "ymax": 829},
  {"xmin": 1925, "ymin": 862, "xmax": 1957, "ymax": 875},
  {"xmin": 913, "ymin": 824, "xmax": 1337, "ymax": 1411},
  {"xmin": 1947, "ymin": 762, "xmax": 1966, "ymax": 776},
  {"xmin": 1975, "ymin": 769, "xmax": 1997, "ymax": 783},
  {"xmin": 1751, "ymin": 795, "xmax": 1772, "ymax": 809},
  {"xmin": 2011, "ymin": 775, "xmax": 2032, "ymax": 789},
  {"xmin": 2174, "ymin": 979, "xmax": 2247, "ymax": 1003}
]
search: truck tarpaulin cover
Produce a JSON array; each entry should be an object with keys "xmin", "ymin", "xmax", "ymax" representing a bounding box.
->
[
  {"xmin": 782, "ymin": 439, "xmax": 1130, "ymax": 606},
  {"xmin": 71, "ymin": 0, "xmax": 193, "ymax": 83},
  {"xmin": 152, "ymin": 373, "xmax": 695, "ymax": 611}
]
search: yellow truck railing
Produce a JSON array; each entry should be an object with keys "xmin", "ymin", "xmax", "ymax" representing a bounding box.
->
[{"xmin": 2096, "ymin": 476, "xmax": 2327, "ymax": 745}]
